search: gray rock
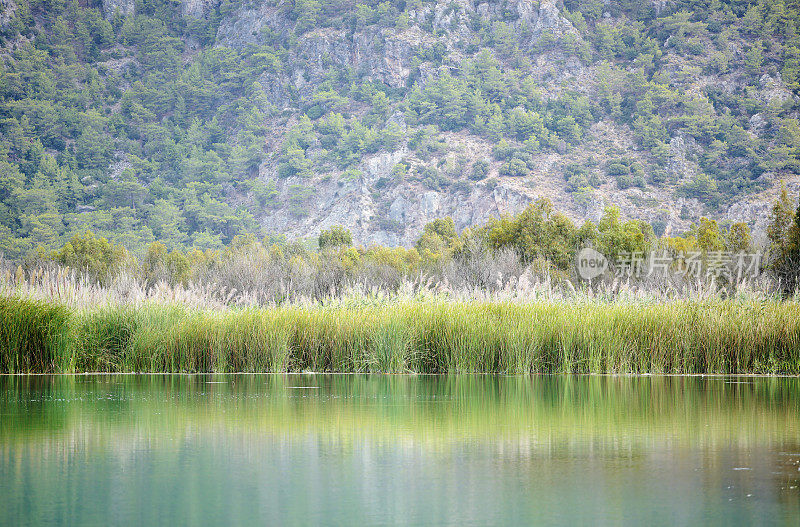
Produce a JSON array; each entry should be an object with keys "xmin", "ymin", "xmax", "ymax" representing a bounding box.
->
[
  {"xmin": 217, "ymin": 3, "xmax": 289, "ymax": 48},
  {"xmin": 421, "ymin": 191, "xmax": 441, "ymax": 217},
  {"xmin": 0, "ymin": 0, "xmax": 16, "ymax": 28},
  {"xmin": 101, "ymin": 0, "xmax": 134, "ymax": 18},
  {"xmin": 365, "ymin": 150, "xmax": 406, "ymax": 184},
  {"xmin": 389, "ymin": 196, "xmax": 408, "ymax": 223},
  {"xmin": 668, "ymin": 135, "xmax": 700, "ymax": 183},
  {"xmin": 749, "ymin": 113, "xmax": 767, "ymax": 132},
  {"xmin": 387, "ymin": 111, "xmax": 407, "ymax": 131},
  {"xmin": 585, "ymin": 194, "xmax": 605, "ymax": 223},
  {"xmin": 759, "ymin": 73, "xmax": 797, "ymax": 105},
  {"xmin": 724, "ymin": 200, "xmax": 773, "ymax": 246},
  {"xmin": 181, "ymin": 0, "xmax": 221, "ymax": 19},
  {"xmin": 529, "ymin": 0, "xmax": 574, "ymax": 38},
  {"xmin": 101, "ymin": 0, "xmax": 220, "ymax": 19}
]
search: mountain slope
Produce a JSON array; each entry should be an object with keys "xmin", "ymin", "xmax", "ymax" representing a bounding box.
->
[{"xmin": 0, "ymin": 0, "xmax": 799, "ymax": 256}]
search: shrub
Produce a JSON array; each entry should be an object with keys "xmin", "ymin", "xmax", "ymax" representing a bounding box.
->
[
  {"xmin": 470, "ymin": 159, "xmax": 490, "ymax": 180},
  {"xmin": 319, "ymin": 225, "xmax": 353, "ymax": 249}
]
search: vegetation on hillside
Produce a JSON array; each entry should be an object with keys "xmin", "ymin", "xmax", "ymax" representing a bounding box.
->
[{"xmin": 1, "ymin": 0, "xmax": 799, "ymax": 258}]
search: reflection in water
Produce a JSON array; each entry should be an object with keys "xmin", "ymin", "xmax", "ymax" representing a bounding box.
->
[{"xmin": 1, "ymin": 375, "xmax": 799, "ymax": 525}]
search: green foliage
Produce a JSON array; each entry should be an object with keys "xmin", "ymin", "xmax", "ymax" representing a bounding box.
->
[
  {"xmin": 691, "ymin": 217, "xmax": 725, "ymax": 252},
  {"xmin": 318, "ymin": 225, "xmax": 353, "ymax": 249},
  {"xmin": 249, "ymin": 179, "xmax": 278, "ymax": 208},
  {"xmin": 0, "ymin": 297, "xmax": 71, "ymax": 374},
  {"xmin": 484, "ymin": 198, "xmax": 578, "ymax": 269},
  {"xmin": 564, "ymin": 163, "xmax": 601, "ymax": 193},
  {"xmin": 767, "ymin": 183, "xmax": 800, "ymax": 292},
  {"xmin": 288, "ymin": 185, "xmax": 315, "ymax": 217},
  {"xmin": 53, "ymin": 231, "xmax": 129, "ymax": 282},
  {"xmin": 499, "ymin": 156, "xmax": 530, "ymax": 177},
  {"xmin": 677, "ymin": 173, "xmax": 720, "ymax": 206},
  {"xmin": 726, "ymin": 222, "xmax": 753, "ymax": 253},
  {"xmin": 595, "ymin": 206, "xmax": 654, "ymax": 261},
  {"xmin": 415, "ymin": 217, "xmax": 458, "ymax": 258},
  {"xmin": 470, "ymin": 159, "xmax": 490, "ymax": 180},
  {"xmin": 606, "ymin": 158, "xmax": 645, "ymax": 190},
  {"xmin": 0, "ymin": 0, "xmax": 798, "ymax": 261}
]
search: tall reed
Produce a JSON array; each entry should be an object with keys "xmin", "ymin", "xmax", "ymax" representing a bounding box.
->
[
  {"xmin": 1, "ymin": 296, "xmax": 798, "ymax": 375},
  {"xmin": 0, "ymin": 297, "xmax": 71, "ymax": 373}
]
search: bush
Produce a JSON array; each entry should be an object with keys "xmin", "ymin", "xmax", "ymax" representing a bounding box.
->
[
  {"xmin": 492, "ymin": 139, "xmax": 516, "ymax": 161},
  {"xmin": 606, "ymin": 158, "xmax": 645, "ymax": 189},
  {"xmin": 499, "ymin": 158, "xmax": 529, "ymax": 177},
  {"xmin": 470, "ymin": 160, "xmax": 490, "ymax": 180},
  {"xmin": 319, "ymin": 225, "xmax": 353, "ymax": 249},
  {"xmin": 53, "ymin": 231, "xmax": 128, "ymax": 282},
  {"xmin": 452, "ymin": 180, "xmax": 471, "ymax": 194},
  {"xmin": 564, "ymin": 163, "xmax": 601, "ymax": 192},
  {"xmin": 607, "ymin": 162, "xmax": 629, "ymax": 176},
  {"xmin": 420, "ymin": 167, "xmax": 449, "ymax": 190}
]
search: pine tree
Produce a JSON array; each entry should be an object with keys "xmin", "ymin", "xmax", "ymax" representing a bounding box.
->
[{"xmin": 767, "ymin": 183, "xmax": 800, "ymax": 293}]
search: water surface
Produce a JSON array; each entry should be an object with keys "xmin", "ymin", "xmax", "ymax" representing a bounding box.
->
[{"xmin": 1, "ymin": 374, "xmax": 799, "ymax": 525}]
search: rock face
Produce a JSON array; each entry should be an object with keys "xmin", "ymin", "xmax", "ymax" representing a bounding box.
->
[
  {"xmin": 145, "ymin": 0, "xmax": 799, "ymax": 247},
  {"xmin": 0, "ymin": 0, "xmax": 16, "ymax": 29},
  {"xmin": 218, "ymin": 20, "xmax": 418, "ymax": 105},
  {"xmin": 211, "ymin": 0, "xmax": 597, "ymax": 246},
  {"xmin": 101, "ymin": 0, "xmax": 220, "ymax": 19},
  {"xmin": 261, "ymin": 167, "xmax": 535, "ymax": 247},
  {"xmin": 217, "ymin": 0, "xmax": 584, "ymax": 102},
  {"xmin": 210, "ymin": 0, "xmax": 800, "ymax": 247},
  {"xmin": 180, "ymin": 0, "xmax": 220, "ymax": 19},
  {"xmin": 101, "ymin": 0, "xmax": 134, "ymax": 18},
  {"xmin": 668, "ymin": 136, "xmax": 698, "ymax": 184}
]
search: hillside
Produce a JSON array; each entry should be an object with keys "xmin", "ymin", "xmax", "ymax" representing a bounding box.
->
[{"xmin": 1, "ymin": 0, "xmax": 799, "ymax": 256}]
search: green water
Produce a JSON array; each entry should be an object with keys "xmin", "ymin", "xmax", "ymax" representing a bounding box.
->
[{"xmin": 1, "ymin": 375, "xmax": 799, "ymax": 526}]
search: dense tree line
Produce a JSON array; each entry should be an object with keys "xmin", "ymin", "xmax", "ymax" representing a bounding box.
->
[{"xmin": 23, "ymin": 196, "xmax": 778, "ymax": 298}]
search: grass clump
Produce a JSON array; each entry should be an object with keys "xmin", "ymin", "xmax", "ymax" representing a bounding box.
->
[
  {"xmin": 1, "ymin": 297, "xmax": 799, "ymax": 375},
  {"xmin": 0, "ymin": 297, "xmax": 72, "ymax": 373}
]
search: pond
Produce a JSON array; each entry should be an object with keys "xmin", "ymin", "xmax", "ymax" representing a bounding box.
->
[{"xmin": 1, "ymin": 375, "xmax": 799, "ymax": 525}]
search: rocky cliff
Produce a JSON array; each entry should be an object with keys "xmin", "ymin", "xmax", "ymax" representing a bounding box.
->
[{"xmin": 213, "ymin": 0, "xmax": 799, "ymax": 245}]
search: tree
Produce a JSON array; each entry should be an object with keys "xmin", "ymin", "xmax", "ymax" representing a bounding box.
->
[
  {"xmin": 318, "ymin": 225, "xmax": 352, "ymax": 249},
  {"xmin": 694, "ymin": 217, "xmax": 724, "ymax": 252},
  {"xmin": 744, "ymin": 41, "xmax": 764, "ymax": 75},
  {"xmin": 783, "ymin": 42, "xmax": 800, "ymax": 92},
  {"xmin": 53, "ymin": 230, "xmax": 127, "ymax": 282},
  {"xmin": 142, "ymin": 241, "xmax": 168, "ymax": 286},
  {"xmin": 102, "ymin": 170, "xmax": 148, "ymax": 210},
  {"xmin": 499, "ymin": 157, "xmax": 529, "ymax": 177},
  {"xmin": 597, "ymin": 206, "xmax": 654, "ymax": 262},
  {"xmin": 484, "ymin": 199, "xmax": 578, "ymax": 269},
  {"xmin": 767, "ymin": 183, "xmax": 795, "ymax": 263},
  {"xmin": 293, "ymin": 0, "xmax": 320, "ymax": 33},
  {"xmin": 766, "ymin": 183, "xmax": 800, "ymax": 293},
  {"xmin": 470, "ymin": 160, "xmax": 490, "ymax": 180},
  {"xmin": 415, "ymin": 217, "xmax": 458, "ymax": 259},
  {"xmin": 149, "ymin": 198, "xmax": 188, "ymax": 247},
  {"xmin": 726, "ymin": 222, "xmax": 753, "ymax": 253}
]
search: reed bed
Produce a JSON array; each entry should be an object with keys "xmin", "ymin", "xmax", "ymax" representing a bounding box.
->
[{"xmin": 1, "ymin": 296, "xmax": 798, "ymax": 375}]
